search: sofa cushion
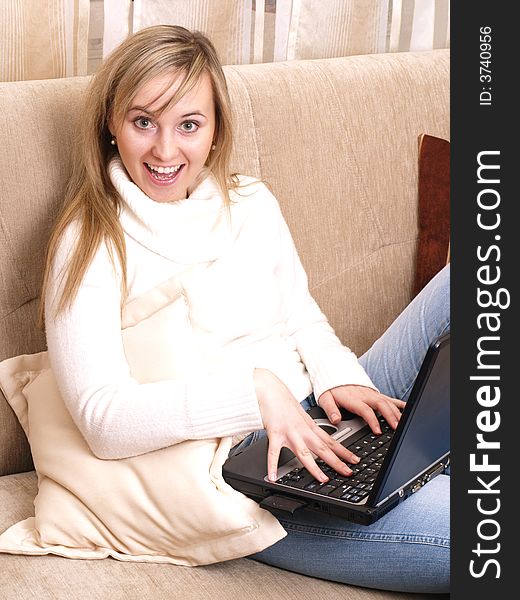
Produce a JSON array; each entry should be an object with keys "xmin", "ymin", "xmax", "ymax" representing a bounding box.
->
[{"xmin": 0, "ymin": 350, "xmax": 285, "ymax": 566}]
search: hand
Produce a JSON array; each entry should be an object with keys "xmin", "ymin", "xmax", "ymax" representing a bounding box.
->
[
  {"xmin": 254, "ymin": 369, "xmax": 361, "ymax": 483},
  {"xmin": 318, "ymin": 385, "xmax": 406, "ymax": 434}
]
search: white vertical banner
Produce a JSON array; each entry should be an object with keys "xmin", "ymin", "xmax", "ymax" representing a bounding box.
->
[
  {"xmin": 409, "ymin": 0, "xmax": 435, "ymax": 51},
  {"xmin": 273, "ymin": 0, "xmax": 292, "ymax": 61},
  {"xmin": 388, "ymin": 0, "xmax": 403, "ymax": 52},
  {"xmin": 103, "ymin": 0, "xmax": 133, "ymax": 58},
  {"xmin": 253, "ymin": 0, "xmax": 265, "ymax": 63},
  {"xmin": 376, "ymin": 0, "xmax": 391, "ymax": 53}
]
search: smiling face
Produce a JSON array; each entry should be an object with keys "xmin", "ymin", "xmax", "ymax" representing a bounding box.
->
[{"xmin": 111, "ymin": 71, "xmax": 216, "ymax": 203}]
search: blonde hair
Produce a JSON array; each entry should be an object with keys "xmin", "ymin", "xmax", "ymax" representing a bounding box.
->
[{"xmin": 40, "ymin": 25, "xmax": 236, "ymax": 323}]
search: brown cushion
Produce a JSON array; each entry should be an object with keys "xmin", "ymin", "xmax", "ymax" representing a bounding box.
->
[{"xmin": 413, "ymin": 134, "xmax": 450, "ymax": 297}]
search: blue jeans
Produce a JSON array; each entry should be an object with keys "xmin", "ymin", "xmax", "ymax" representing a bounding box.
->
[{"xmin": 231, "ymin": 264, "xmax": 450, "ymax": 593}]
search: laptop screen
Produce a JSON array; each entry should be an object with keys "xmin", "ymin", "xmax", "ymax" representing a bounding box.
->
[{"xmin": 371, "ymin": 334, "xmax": 450, "ymax": 504}]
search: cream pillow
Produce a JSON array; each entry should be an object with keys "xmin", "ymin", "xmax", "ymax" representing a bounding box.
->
[
  {"xmin": 0, "ymin": 352, "xmax": 286, "ymax": 564},
  {"xmin": 0, "ymin": 274, "xmax": 286, "ymax": 565}
]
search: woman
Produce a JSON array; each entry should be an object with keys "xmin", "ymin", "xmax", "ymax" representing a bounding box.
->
[{"xmin": 41, "ymin": 25, "xmax": 450, "ymax": 593}]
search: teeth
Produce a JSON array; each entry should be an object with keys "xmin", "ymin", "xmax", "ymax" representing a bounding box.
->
[{"xmin": 147, "ymin": 163, "xmax": 181, "ymax": 174}]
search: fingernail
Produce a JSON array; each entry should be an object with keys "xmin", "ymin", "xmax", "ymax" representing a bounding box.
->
[
  {"xmin": 343, "ymin": 466, "xmax": 352, "ymax": 475},
  {"xmin": 319, "ymin": 474, "xmax": 329, "ymax": 483},
  {"xmin": 352, "ymin": 455, "xmax": 360, "ymax": 463},
  {"xmin": 331, "ymin": 412, "xmax": 340, "ymax": 422},
  {"xmin": 269, "ymin": 474, "xmax": 276, "ymax": 482}
]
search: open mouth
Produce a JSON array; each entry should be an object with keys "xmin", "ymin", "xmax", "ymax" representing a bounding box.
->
[{"xmin": 144, "ymin": 162, "xmax": 184, "ymax": 183}]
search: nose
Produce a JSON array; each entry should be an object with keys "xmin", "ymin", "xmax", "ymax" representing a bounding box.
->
[{"xmin": 152, "ymin": 129, "xmax": 180, "ymax": 162}]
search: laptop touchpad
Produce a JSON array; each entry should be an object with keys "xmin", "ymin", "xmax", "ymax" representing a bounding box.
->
[{"xmin": 317, "ymin": 423, "xmax": 337, "ymax": 435}]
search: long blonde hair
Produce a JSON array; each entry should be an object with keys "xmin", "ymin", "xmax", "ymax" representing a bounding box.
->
[{"xmin": 40, "ymin": 25, "xmax": 236, "ymax": 323}]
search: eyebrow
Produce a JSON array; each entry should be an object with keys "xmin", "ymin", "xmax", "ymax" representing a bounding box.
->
[{"xmin": 128, "ymin": 106, "xmax": 207, "ymax": 119}]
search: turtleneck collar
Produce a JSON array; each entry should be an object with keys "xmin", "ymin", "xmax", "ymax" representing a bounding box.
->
[{"xmin": 108, "ymin": 156, "xmax": 233, "ymax": 264}]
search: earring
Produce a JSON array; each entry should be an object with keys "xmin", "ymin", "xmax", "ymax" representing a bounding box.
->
[
  {"xmin": 211, "ymin": 144, "xmax": 216, "ymax": 151},
  {"xmin": 110, "ymin": 137, "xmax": 117, "ymax": 146}
]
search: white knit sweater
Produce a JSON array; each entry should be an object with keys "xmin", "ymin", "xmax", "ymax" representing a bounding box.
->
[{"xmin": 45, "ymin": 158, "xmax": 375, "ymax": 459}]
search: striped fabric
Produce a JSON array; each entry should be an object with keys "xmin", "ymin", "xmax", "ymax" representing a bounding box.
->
[
  {"xmin": 103, "ymin": 0, "xmax": 254, "ymax": 65},
  {"xmin": 0, "ymin": 0, "xmax": 89, "ymax": 81},
  {"xmin": 388, "ymin": 0, "xmax": 450, "ymax": 52},
  {"xmin": 280, "ymin": 0, "xmax": 451, "ymax": 59},
  {"xmin": 1, "ymin": 1, "xmax": 450, "ymax": 81},
  {"xmin": 101, "ymin": 0, "xmax": 449, "ymax": 66}
]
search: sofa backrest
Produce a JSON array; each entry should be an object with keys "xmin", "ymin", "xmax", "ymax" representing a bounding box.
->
[{"xmin": 0, "ymin": 49, "xmax": 449, "ymax": 476}]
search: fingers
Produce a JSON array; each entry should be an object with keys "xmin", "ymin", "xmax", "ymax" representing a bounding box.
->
[
  {"xmin": 303, "ymin": 412, "xmax": 360, "ymax": 465},
  {"xmin": 267, "ymin": 433, "xmax": 328, "ymax": 483},
  {"xmin": 267, "ymin": 438, "xmax": 282, "ymax": 482},
  {"xmin": 267, "ymin": 417, "xmax": 360, "ymax": 483},
  {"xmin": 292, "ymin": 437, "xmax": 357, "ymax": 482},
  {"xmin": 323, "ymin": 385, "xmax": 408, "ymax": 434},
  {"xmin": 264, "ymin": 386, "xmax": 408, "ymax": 483},
  {"xmin": 294, "ymin": 446, "xmax": 331, "ymax": 483},
  {"xmin": 321, "ymin": 387, "xmax": 388, "ymax": 435},
  {"xmin": 358, "ymin": 402, "xmax": 397, "ymax": 434},
  {"xmin": 380, "ymin": 396, "xmax": 405, "ymax": 429},
  {"xmin": 354, "ymin": 402, "xmax": 384, "ymax": 434},
  {"xmin": 369, "ymin": 394, "xmax": 406, "ymax": 432},
  {"xmin": 312, "ymin": 431, "xmax": 359, "ymax": 474},
  {"xmin": 318, "ymin": 390, "xmax": 342, "ymax": 424},
  {"xmin": 267, "ymin": 434, "xmax": 344, "ymax": 483}
]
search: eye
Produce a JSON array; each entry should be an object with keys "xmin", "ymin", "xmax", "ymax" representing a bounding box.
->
[
  {"xmin": 180, "ymin": 120, "xmax": 199, "ymax": 133},
  {"xmin": 133, "ymin": 116, "xmax": 155, "ymax": 130}
]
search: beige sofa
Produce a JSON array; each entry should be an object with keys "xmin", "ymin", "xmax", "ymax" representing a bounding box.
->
[{"xmin": 0, "ymin": 49, "xmax": 449, "ymax": 599}]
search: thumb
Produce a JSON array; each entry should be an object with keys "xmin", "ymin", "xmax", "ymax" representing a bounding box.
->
[{"xmin": 318, "ymin": 390, "xmax": 341, "ymax": 424}]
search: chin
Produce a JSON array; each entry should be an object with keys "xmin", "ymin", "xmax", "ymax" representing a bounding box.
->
[{"xmin": 141, "ymin": 182, "xmax": 186, "ymax": 203}]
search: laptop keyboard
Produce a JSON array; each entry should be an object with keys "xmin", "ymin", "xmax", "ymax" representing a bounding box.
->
[{"xmin": 275, "ymin": 415, "xmax": 394, "ymax": 503}]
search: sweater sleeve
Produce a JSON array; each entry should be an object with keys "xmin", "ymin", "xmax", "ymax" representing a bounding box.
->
[
  {"xmin": 269, "ymin": 196, "xmax": 377, "ymax": 400},
  {"xmin": 45, "ymin": 226, "xmax": 263, "ymax": 460}
]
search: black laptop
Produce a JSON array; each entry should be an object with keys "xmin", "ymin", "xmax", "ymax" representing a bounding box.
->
[{"xmin": 223, "ymin": 333, "xmax": 450, "ymax": 525}]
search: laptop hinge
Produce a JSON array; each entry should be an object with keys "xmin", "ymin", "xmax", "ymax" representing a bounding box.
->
[{"xmin": 259, "ymin": 494, "xmax": 308, "ymax": 516}]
